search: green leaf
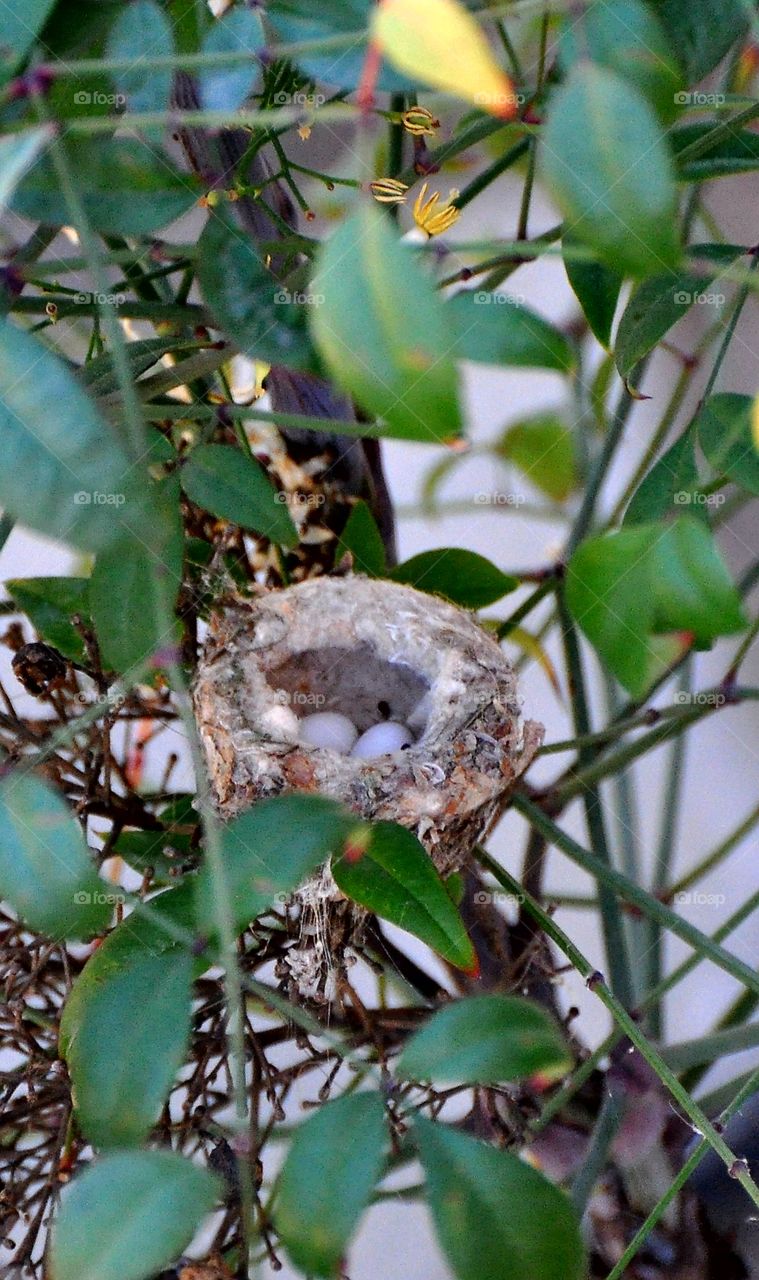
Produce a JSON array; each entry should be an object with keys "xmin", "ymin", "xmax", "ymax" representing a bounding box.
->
[
  {"xmin": 415, "ymin": 1118, "xmax": 585, "ymax": 1280},
  {"xmin": 195, "ymin": 795, "xmax": 356, "ymax": 934},
  {"xmin": 0, "ymin": 773, "xmax": 110, "ymax": 939},
  {"xmin": 558, "ymin": 0, "xmax": 681, "ymax": 122},
  {"xmin": 0, "ymin": 320, "xmax": 145, "ymax": 552},
  {"xmin": 311, "ymin": 205, "xmax": 463, "ymax": 442},
  {"xmin": 49, "ymin": 1150, "xmax": 219, "ymax": 1280},
  {"xmin": 199, "ymin": 7, "xmax": 264, "ymax": 110},
  {"xmin": 6, "ymin": 576, "xmax": 91, "ymax": 662},
  {"xmin": 653, "ymin": 0, "xmax": 746, "ymax": 81},
  {"xmin": 563, "ymin": 230, "xmax": 622, "ymax": 349},
  {"xmin": 197, "ymin": 209, "xmax": 314, "ymax": 368},
  {"xmin": 63, "ymin": 946, "xmax": 192, "ymax": 1149},
  {"xmin": 12, "ymin": 138, "xmax": 198, "ymax": 236},
  {"xmin": 498, "ymin": 413, "xmax": 577, "ymax": 502},
  {"xmin": 398, "ymin": 995, "xmax": 571, "ymax": 1085},
  {"xmin": 274, "ymin": 1092, "xmax": 386, "ymax": 1277},
  {"xmin": 181, "ymin": 443, "xmax": 297, "ymax": 547},
  {"xmin": 89, "ymin": 478, "xmax": 183, "ymax": 674},
  {"xmin": 624, "ymin": 429, "xmax": 703, "ymax": 524},
  {"xmin": 566, "ymin": 517, "xmax": 746, "ymax": 694},
  {"xmin": 267, "ymin": 0, "xmax": 412, "ymax": 91},
  {"xmin": 448, "ymin": 291, "xmax": 575, "ymax": 371},
  {"xmin": 615, "ymin": 246, "xmax": 744, "ymax": 381},
  {"xmin": 0, "ymin": 128, "xmax": 52, "ymax": 214},
  {"xmin": 391, "ymin": 548, "xmax": 517, "ymax": 608},
  {"xmin": 0, "ymin": 0, "xmax": 57, "ymax": 80},
  {"xmin": 335, "ymin": 499, "xmax": 387, "ymax": 575},
  {"xmin": 541, "ymin": 64, "xmax": 679, "ymax": 278},
  {"xmin": 696, "ymin": 393, "xmax": 759, "ymax": 495},
  {"xmin": 106, "ymin": 1, "xmax": 174, "ymax": 113},
  {"xmin": 332, "ymin": 821, "xmax": 478, "ymax": 973},
  {"xmin": 80, "ymin": 338, "xmax": 210, "ymax": 399},
  {"xmin": 673, "ymin": 125, "xmax": 759, "ymax": 182}
]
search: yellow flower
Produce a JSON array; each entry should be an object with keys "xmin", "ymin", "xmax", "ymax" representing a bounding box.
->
[
  {"xmin": 412, "ymin": 182, "xmax": 460, "ymax": 236},
  {"xmin": 297, "ymin": 123, "xmax": 312, "ymax": 141},
  {"xmin": 369, "ymin": 177, "xmax": 409, "ymax": 205},
  {"xmin": 401, "ymin": 106, "xmax": 440, "ymax": 136}
]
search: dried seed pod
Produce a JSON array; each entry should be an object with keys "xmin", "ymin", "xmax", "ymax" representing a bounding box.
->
[
  {"xmin": 194, "ymin": 576, "xmax": 542, "ymax": 875},
  {"xmin": 11, "ymin": 642, "xmax": 68, "ymax": 698}
]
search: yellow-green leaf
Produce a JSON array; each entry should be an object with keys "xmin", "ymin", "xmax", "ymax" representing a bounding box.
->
[{"xmin": 372, "ymin": 0, "xmax": 517, "ymax": 118}]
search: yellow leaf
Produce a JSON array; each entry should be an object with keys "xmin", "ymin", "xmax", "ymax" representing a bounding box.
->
[
  {"xmin": 507, "ymin": 627, "xmax": 563, "ymax": 699},
  {"xmin": 372, "ymin": 0, "xmax": 517, "ymax": 119}
]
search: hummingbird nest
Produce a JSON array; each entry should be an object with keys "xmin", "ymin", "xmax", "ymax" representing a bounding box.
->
[{"xmin": 193, "ymin": 575, "xmax": 543, "ymax": 998}]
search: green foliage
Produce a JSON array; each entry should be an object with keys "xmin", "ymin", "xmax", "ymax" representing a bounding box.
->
[
  {"xmin": 274, "ymin": 1093, "xmax": 386, "ymax": 1276},
  {"xmin": 448, "ymin": 291, "xmax": 576, "ymax": 371},
  {"xmin": 311, "ymin": 205, "xmax": 463, "ymax": 441},
  {"xmin": 391, "ymin": 548, "xmax": 518, "ymax": 607},
  {"xmin": 541, "ymin": 64, "xmax": 679, "ymax": 277},
  {"xmin": 0, "ymin": 773, "xmax": 111, "ymax": 939},
  {"xmin": 415, "ymin": 1118, "xmax": 586, "ymax": 1280},
  {"xmin": 696, "ymin": 393, "xmax": 759, "ymax": 495},
  {"xmin": 567, "ymin": 518, "xmax": 746, "ymax": 693},
  {"xmin": 397, "ymin": 994, "xmax": 571, "ymax": 1084},
  {"xmin": 198, "ymin": 208, "xmax": 315, "ymax": 367},
  {"xmin": 62, "ymin": 947, "xmax": 193, "ymax": 1149},
  {"xmin": 194, "ymin": 794, "xmax": 357, "ymax": 933},
  {"xmin": 181, "ymin": 443, "xmax": 298, "ymax": 545},
  {"xmin": 106, "ymin": 1, "xmax": 174, "ymax": 114},
  {"xmin": 1, "ymin": 3, "xmax": 758, "ymax": 1277},
  {"xmin": 12, "ymin": 138, "xmax": 198, "ymax": 235},
  {"xmin": 5, "ymin": 576, "xmax": 91, "ymax": 661},
  {"xmin": 332, "ymin": 821, "xmax": 478, "ymax": 972},
  {"xmin": 49, "ymin": 1151, "xmax": 219, "ymax": 1280}
]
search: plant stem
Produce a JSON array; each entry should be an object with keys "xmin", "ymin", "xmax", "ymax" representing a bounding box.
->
[{"xmin": 475, "ymin": 849, "xmax": 759, "ymax": 1209}]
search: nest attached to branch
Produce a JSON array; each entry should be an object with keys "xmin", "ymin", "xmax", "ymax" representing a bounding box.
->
[{"xmin": 193, "ymin": 575, "xmax": 543, "ymax": 996}]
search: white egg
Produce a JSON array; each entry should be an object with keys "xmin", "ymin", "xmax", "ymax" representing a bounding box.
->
[
  {"xmin": 299, "ymin": 712, "xmax": 358, "ymax": 753},
  {"xmin": 350, "ymin": 721, "xmax": 414, "ymax": 758}
]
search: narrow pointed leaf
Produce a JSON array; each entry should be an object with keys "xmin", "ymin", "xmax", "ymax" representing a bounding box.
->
[
  {"xmin": 181, "ymin": 443, "xmax": 297, "ymax": 546},
  {"xmin": 332, "ymin": 821, "xmax": 477, "ymax": 972}
]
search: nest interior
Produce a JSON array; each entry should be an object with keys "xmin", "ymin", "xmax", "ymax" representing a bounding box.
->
[{"xmin": 264, "ymin": 640, "xmax": 430, "ymax": 734}]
